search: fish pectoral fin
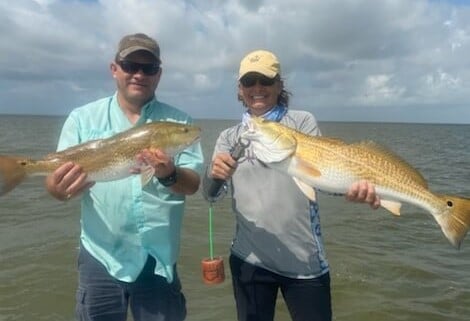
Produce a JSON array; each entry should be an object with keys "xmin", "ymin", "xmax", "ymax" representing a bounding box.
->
[
  {"xmin": 140, "ymin": 165, "xmax": 155, "ymax": 186},
  {"xmin": 293, "ymin": 177, "xmax": 316, "ymax": 201},
  {"xmin": 295, "ymin": 158, "xmax": 322, "ymax": 177},
  {"xmin": 380, "ymin": 199, "xmax": 402, "ymax": 216}
]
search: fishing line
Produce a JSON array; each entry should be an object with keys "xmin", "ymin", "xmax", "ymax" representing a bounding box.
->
[
  {"xmin": 208, "ymin": 203, "xmax": 214, "ymax": 260},
  {"xmin": 201, "ymin": 137, "xmax": 249, "ymax": 285}
]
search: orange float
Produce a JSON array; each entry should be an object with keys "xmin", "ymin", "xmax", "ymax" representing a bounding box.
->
[{"xmin": 201, "ymin": 256, "xmax": 225, "ymax": 285}]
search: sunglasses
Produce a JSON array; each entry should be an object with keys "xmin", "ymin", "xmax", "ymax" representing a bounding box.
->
[
  {"xmin": 116, "ymin": 60, "xmax": 160, "ymax": 76},
  {"xmin": 240, "ymin": 74, "xmax": 278, "ymax": 87}
]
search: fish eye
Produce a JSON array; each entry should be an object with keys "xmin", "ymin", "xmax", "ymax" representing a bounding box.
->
[{"xmin": 447, "ymin": 200, "xmax": 453, "ymax": 207}]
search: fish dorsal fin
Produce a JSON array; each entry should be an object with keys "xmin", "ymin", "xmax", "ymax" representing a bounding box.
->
[
  {"xmin": 140, "ymin": 165, "xmax": 155, "ymax": 186},
  {"xmin": 380, "ymin": 199, "xmax": 402, "ymax": 216},
  {"xmin": 351, "ymin": 141, "xmax": 428, "ymax": 188},
  {"xmin": 317, "ymin": 136, "xmax": 347, "ymax": 146},
  {"xmin": 293, "ymin": 177, "xmax": 317, "ymax": 201}
]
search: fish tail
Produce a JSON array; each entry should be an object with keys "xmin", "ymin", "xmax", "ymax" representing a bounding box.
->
[
  {"xmin": 435, "ymin": 195, "xmax": 470, "ymax": 249},
  {"xmin": 0, "ymin": 156, "xmax": 27, "ymax": 196}
]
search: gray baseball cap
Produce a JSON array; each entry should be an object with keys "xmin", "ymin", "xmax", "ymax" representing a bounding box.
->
[{"xmin": 116, "ymin": 33, "xmax": 160, "ymax": 62}]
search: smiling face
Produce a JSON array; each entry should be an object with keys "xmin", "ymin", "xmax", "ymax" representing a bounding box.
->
[
  {"xmin": 238, "ymin": 72, "xmax": 282, "ymax": 116},
  {"xmin": 110, "ymin": 50, "xmax": 162, "ymax": 109}
]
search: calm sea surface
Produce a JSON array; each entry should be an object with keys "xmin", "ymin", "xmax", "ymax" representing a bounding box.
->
[{"xmin": 0, "ymin": 115, "xmax": 469, "ymax": 321}]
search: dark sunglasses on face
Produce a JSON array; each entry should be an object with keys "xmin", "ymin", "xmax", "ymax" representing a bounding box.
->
[
  {"xmin": 240, "ymin": 74, "xmax": 278, "ymax": 87},
  {"xmin": 117, "ymin": 60, "xmax": 160, "ymax": 76}
]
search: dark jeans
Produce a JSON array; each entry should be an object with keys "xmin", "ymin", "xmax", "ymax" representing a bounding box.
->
[
  {"xmin": 230, "ymin": 254, "xmax": 332, "ymax": 321},
  {"xmin": 75, "ymin": 246, "xmax": 186, "ymax": 321}
]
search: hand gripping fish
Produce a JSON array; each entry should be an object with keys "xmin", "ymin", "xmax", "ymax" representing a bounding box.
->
[
  {"xmin": 242, "ymin": 117, "xmax": 470, "ymax": 249},
  {"xmin": 0, "ymin": 121, "xmax": 200, "ymax": 196}
]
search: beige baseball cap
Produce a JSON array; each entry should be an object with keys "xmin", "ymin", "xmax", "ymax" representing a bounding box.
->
[
  {"xmin": 116, "ymin": 33, "xmax": 161, "ymax": 62},
  {"xmin": 238, "ymin": 50, "xmax": 281, "ymax": 80}
]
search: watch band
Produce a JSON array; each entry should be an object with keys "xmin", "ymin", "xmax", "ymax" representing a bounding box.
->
[{"xmin": 158, "ymin": 168, "xmax": 178, "ymax": 187}]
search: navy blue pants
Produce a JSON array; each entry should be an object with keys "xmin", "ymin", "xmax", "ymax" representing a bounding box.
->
[
  {"xmin": 75, "ymin": 246, "xmax": 186, "ymax": 321},
  {"xmin": 230, "ymin": 254, "xmax": 332, "ymax": 321}
]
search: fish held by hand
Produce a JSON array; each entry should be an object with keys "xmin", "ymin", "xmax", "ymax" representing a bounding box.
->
[
  {"xmin": 0, "ymin": 121, "xmax": 200, "ymax": 196},
  {"xmin": 242, "ymin": 117, "xmax": 470, "ymax": 249}
]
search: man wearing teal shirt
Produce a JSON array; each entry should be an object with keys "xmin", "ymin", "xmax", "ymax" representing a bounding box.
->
[{"xmin": 45, "ymin": 33, "xmax": 203, "ymax": 321}]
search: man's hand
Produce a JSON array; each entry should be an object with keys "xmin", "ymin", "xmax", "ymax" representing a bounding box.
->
[
  {"xmin": 135, "ymin": 148, "xmax": 175, "ymax": 178},
  {"xmin": 135, "ymin": 148, "xmax": 200, "ymax": 195},
  {"xmin": 345, "ymin": 180, "xmax": 380, "ymax": 209},
  {"xmin": 45, "ymin": 162, "xmax": 94, "ymax": 201},
  {"xmin": 210, "ymin": 153, "xmax": 238, "ymax": 180}
]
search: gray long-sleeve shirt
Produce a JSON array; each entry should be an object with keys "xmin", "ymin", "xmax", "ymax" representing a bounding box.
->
[{"xmin": 208, "ymin": 110, "xmax": 329, "ymax": 279}]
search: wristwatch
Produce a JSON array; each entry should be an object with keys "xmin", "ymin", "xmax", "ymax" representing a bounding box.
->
[{"xmin": 158, "ymin": 168, "xmax": 178, "ymax": 187}]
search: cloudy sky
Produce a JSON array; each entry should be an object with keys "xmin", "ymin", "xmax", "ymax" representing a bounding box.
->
[{"xmin": 1, "ymin": 0, "xmax": 470, "ymax": 123}]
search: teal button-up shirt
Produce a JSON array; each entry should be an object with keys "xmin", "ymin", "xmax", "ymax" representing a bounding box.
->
[{"xmin": 58, "ymin": 93, "xmax": 204, "ymax": 283}]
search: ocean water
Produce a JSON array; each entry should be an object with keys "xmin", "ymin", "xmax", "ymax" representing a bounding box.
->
[{"xmin": 0, "ymin": 115, "xmax": 469, "ymax": 321}]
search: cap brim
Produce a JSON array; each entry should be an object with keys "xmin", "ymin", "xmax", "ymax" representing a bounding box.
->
[
  {"xmin": 118, "ymin": 46, "xmax": 160, "ymax": 61},
  {"xmin": 238, "ymin": 67, "xmax": 277, "ymax": 80}
]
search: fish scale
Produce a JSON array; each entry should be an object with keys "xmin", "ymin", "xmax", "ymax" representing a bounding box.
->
[
  {"xmin": 295, "ymin": 134, "xmax": 434, "ymax": 201},
  {"xmin": 242, "ymin": 117, "xmax": 470, "ymax": 249},
  {"xmin": 0, "ymin": 121, "xmax": 200, "ymax": 195}
]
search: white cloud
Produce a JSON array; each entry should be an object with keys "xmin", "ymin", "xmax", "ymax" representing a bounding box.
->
[
  {"xmin": 0, "ymin": 0, "xmax": 470, "ymax": 123},
  {"xmin": 425, "ymin": 69, "xmax": 461, "ymax": 89},
  {"xmin": 358, "ymin": 74, "xmax": 406, "ymax": 104}
]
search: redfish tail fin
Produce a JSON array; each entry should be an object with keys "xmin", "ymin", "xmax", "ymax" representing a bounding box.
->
[
  {"xmin": 436, "ymin": 195, "xmax": 470, "ymax": 249},
  {"xmin": 0, "ymin": 156, "xmax": 27, "ymax": 196}
]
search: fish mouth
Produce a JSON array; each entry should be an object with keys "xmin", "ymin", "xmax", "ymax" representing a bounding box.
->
[
  {"xmin": 241, "ymin": 127, "xmax": 255, "ymax": 142},
  {"xmin": 182, "ymin": 132, "xmax": 201, "ymax": 149},
  {"xmin": 190, "ymin": 136, "xmax": 201, "ymax": 145},
  {"xmin": 191, "ymin": 128, "xmax": 202, "ymax": 144},
  {"xmin": 243, "ymin": 118, "xmax": 258, "ymax": 134}
]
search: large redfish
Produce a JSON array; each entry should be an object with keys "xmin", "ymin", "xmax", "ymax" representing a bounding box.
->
[
  {"xmin": 0, "ymin": 121, "xmax": 200, "ymax": 196},
  {"xmin": 242, "ymin": 117, "xmax": 470, "ymax": 248}
]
